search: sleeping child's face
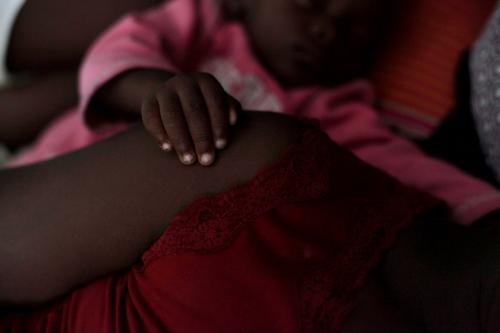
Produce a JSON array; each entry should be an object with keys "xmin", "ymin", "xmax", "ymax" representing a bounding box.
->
[{"xmin": 238, "ymin": 0, "xmax": 390, "ymax": 87}]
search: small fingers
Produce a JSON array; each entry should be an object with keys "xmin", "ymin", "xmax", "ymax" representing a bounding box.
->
[
  {"xmin": 177, "ymin": 77, "xmax": 215, "ymax": 166},
  {"xmin": 141, "ymin": 96, "xmax": 171, "ymax": 150},
  {"xmin": 227, "ymin": 95, "xmax": 241, "ymax": 126},
  {"xmin": 156, "ymin": 90, "xmax": 196, "ymax": 165},
  {"xmin": 144, "ymin": 74, "xmax": 241, "ymax": 167},
  {"xmin": 198, "ymin": 74, "xmax": 231, "ymax": 150},
  {"xmin": 160, "ymin": 141, "xmax": 173, "ymax": 152}
]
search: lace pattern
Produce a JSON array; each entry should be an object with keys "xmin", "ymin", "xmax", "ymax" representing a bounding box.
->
[
  {"xmin": 139, "ymin": 126, "xmax": 439, "ymax": 333},
  {"xmin": 141, "ymin": 128, "xmax": 334, "ymax": 266},
  {"xmin": 471, "ymin": 2, "xmax": 500, "ymax": 182}
]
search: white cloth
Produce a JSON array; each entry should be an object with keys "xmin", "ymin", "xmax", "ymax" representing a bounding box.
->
[
  {"xmin": 0, "ymin": 144, "xmax": 10, "ymax": 166},
  {"xmin": 471, "ymin": 1, "xmax": 500, "ymax": 182},
  {"xmin": 0, "ymin": 0, "xmax": 26, "ymax": 87}
]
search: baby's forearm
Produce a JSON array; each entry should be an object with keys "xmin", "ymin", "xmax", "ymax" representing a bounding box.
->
[{"xmin": 93, "ymin": 69, "xmax": 174, "ymax": 117}]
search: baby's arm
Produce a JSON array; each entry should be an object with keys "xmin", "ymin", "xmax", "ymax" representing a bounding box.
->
[
  {"xmin": 81, "ymin": 0, "xmax": 239, "ymax": 166},
  {"xmin": 95, "ymin": 69, "xmax": 240, "ymax": 166}
]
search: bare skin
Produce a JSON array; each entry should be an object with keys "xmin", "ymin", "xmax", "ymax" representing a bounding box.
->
[
  {"xmin": 95, "ymin": 70, "xmax": 242, "ymax": 166},
  {"xmin": 0, "ymin": 111, "xmax": 418, "ymax": 333},
  {"xmin": 0, "ymin": 0, "xmax": 163, "ymax": 146},
  {"xmin": 1, "ymin": 111, "xmax": 500, "ymax": 332},
  {"xmin": 6, "ymin": 0, "xmax": 163, "ymax": 72},
  {"xmin": 0, "ymin": 111, "xmax": 304, "ymax": 307},
  {"xmin": 92, "ymin": 0, "xmax": 394, "ymax": 167},
  {"xmin": 2, "ymin": 1, "xmax": 499, "ymax": 330},
  {"xmin": 0, "ymin": 71, "xmax": 77, "ymax": 146}
]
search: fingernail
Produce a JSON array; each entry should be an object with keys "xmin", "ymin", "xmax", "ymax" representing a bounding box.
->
[
  {"xmin": 229, "ymin": 109, "xmax": 238, "ymax": 126},
  {"xmin": 215, "ymin": 139, "xmax": 227, "ymax": 150},
  {"xmin": 200, "ymin": 153, "xmax": 214, "ymax": 165},
  {"xmin": 160, "ymin": 142, "xmax": 172, "ymax": 151},
  {"xmin": 182, "ymin": 153, "xmax": 195, "ymax": 165}
]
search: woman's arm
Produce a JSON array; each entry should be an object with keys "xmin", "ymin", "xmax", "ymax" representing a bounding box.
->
[
  {"xmin": 0, "ymin": 70, "xmax": 77, "ymax": 146},
  {"xmin": 0, "ymin": 111, "xmax": 303, "ymax": 307},
  {"xmin": 0, "ymin": 0, "xmax": 164, "ymax": 146},
  {"xmin": 6, "ymin": 0, "xmax": 163, "ymax": 72}
]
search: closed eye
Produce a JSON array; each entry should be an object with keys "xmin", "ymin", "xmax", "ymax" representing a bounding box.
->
[
  {"xmin": 351, "ymin": 24, "xmax": 370, "ymax": 37},
  {"xmin": 293, "ymin": 0, "xmax": 325, "ymax": 11}
]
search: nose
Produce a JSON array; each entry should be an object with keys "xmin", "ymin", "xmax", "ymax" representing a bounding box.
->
[{"xmin": 309, "ymin": 19, "xmax": 336, "ymax": 46}]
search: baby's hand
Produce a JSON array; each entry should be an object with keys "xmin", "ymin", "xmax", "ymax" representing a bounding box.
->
[{"xmin": 141, "ymin": 73, "xmax": 241, "ymax": 166}]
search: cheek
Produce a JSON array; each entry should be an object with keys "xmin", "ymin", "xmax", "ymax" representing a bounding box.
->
[
  {"xmin": 247, "ymin": 17, "xmax": 289, "ymax": 62},
  {"xmin": 254, "ymin": 13, "xmax": 290, "ymax": 39},
  {"xmin": 247, "ymin": 4, "xmax": 306, "ymax": 52}
]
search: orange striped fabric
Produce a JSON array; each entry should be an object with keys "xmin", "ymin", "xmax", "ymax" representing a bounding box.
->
[{"xmin": 371, "ymin": 0, "xmax": 496, "ymax": 138}]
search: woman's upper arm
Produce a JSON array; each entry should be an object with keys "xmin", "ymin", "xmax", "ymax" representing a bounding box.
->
[{"xmin": 0, "ymin": 111, "xmax": 304, "ymax": 306}]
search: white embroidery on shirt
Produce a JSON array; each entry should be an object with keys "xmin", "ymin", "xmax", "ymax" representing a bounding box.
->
[{"xmin": 200, "ymin": 58, "xmax": 283, "ymax": 112}]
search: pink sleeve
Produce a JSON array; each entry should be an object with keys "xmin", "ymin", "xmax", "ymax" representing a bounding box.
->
[
  {"xmin": 309, "ymin": 90, "xmax": 500, "ymax": 225},
  {"xmin": 78, "ymin": 0, "xmax": 219, "ymax": 128}
]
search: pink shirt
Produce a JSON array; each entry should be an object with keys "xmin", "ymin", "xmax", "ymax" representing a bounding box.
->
[{"xmin": 10, "ymin": 0, "xmax": 500, "ymax": 224}]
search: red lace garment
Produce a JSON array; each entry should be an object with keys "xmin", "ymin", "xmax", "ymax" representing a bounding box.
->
[{"xmin": 0, "ymin": 128, "xmax": 439, "ymax": 333}]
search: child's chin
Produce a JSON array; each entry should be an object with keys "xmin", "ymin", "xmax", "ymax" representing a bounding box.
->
[
  {"xmin": 279, "ymin": 64, "xmax": 363, "ymax": 88},
  {"xmin": 275, "ymin": 68, "xmax": 323, "ymax": 88}
]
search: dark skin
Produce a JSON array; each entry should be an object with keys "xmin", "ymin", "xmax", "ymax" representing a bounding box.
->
[
  {"xmin": 0, "ymin": 0, "xmax": 163, "ymax": 146},
  {"xmin": 0, "ymin": 71, "xmax": 77, "ymax": 146},
  {"xmin": 0, "ymin": 111, "xmax": 416, "ymax": 333},
  {"xmin": 95, "ymin": 0, "xmax": 389, "ymax": 166},
  {"xmin": 7, "ymin": 1, "xmax": 499, "ymax": 330},
  {"xmin": 241, "ymin": 0, "xmax": 387, "ymax": 87},
  {"xmin": 2, "ymin": 1, "xmax": 500, "ymax": 331},
  {"xmin": 0, "ymin": 111, "xmax": 304, "ymax": 307},
  {"xmin": 2, "ymin": 112, "xmax": 500, "ymax": 332},
  {"xmin": 6, "ymin": 0, "xmax": 163, "ymax": 72}
]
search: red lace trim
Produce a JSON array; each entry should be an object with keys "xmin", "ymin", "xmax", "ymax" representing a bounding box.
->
[
  {"xmin": 140, "ymin": 126, "xmax": 439, "ymax": 333},
  {"xmin": 141, "ymin": 128, "xmax": 335, "ymax": 266}
]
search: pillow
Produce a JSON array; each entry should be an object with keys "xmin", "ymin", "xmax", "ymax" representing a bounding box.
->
[{"xmin": 371, "ymin": 0, "xmax": 496, "ymax": 138}]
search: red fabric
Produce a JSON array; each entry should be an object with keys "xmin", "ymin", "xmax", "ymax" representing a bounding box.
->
[{"xmin": 0, "ymin": 129, "xmax": 439, "ymax": 333}]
